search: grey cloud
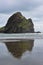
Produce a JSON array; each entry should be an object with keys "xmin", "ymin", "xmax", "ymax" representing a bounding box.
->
[{"xmin": 0, "ymin": 0, "xmax": 43, "ymax": 13}]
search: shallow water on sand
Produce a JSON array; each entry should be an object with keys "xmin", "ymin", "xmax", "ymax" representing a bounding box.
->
[{"xmin": 0, "ymin": 39, "xmax": 43, "ymax": 65}]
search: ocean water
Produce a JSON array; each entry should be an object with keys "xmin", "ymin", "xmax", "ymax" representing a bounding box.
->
[{"xmin": 0, "ymin": 33, "xmax": 43, "ymax": 65}]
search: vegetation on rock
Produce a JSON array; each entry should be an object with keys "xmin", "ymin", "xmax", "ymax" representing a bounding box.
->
[{"xmin": 0, "ymin": 26, "xmax": 5, "ymax": 33}]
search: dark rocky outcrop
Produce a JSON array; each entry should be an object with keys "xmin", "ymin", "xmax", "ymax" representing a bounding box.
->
[
  {"xmin": 0, "ymin": 12, "xmax": 34, "ymax": 33},
  {"xmin": 35, "ymin": 31, "xmax": 41, "ymax": 33}
]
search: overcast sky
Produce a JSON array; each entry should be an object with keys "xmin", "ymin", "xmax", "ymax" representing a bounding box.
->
[{"xmin": 0, "ymin": 0, "xmax": 43, "ymax": 32}]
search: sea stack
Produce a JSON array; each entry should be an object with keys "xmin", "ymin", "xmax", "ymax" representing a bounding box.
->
[{"xmin": 0, "ymin": 12, "xmax": 34, "ymax": 33}]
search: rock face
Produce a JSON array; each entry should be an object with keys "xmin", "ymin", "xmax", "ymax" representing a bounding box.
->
[{"xmin": 4, "ymin": 12, "xmax": 34, "ymax": 33}]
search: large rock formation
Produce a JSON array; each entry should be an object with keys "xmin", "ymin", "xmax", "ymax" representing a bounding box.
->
[
  {"xmin": 0, "ymin": 12, "xmax": 34, "ymax": 33},
  {"xmin": 4, "ymin": 12, "xmax": 34, "ymax": 33}
]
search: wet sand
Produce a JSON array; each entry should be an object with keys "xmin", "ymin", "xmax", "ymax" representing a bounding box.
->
[{"xmin": 0, "ymin": 39, "xmax": 43, "ymax": 65}]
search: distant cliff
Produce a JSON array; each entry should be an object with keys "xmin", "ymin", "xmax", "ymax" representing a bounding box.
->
[{"xmin": 0, "ymin": 12, "xmax": 34, "ymax": 33}]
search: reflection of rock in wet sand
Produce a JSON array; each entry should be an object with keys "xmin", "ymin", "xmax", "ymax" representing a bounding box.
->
[{"xmin": 5, "ymin": 40, "xmax": 34, "ymax": 58}]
